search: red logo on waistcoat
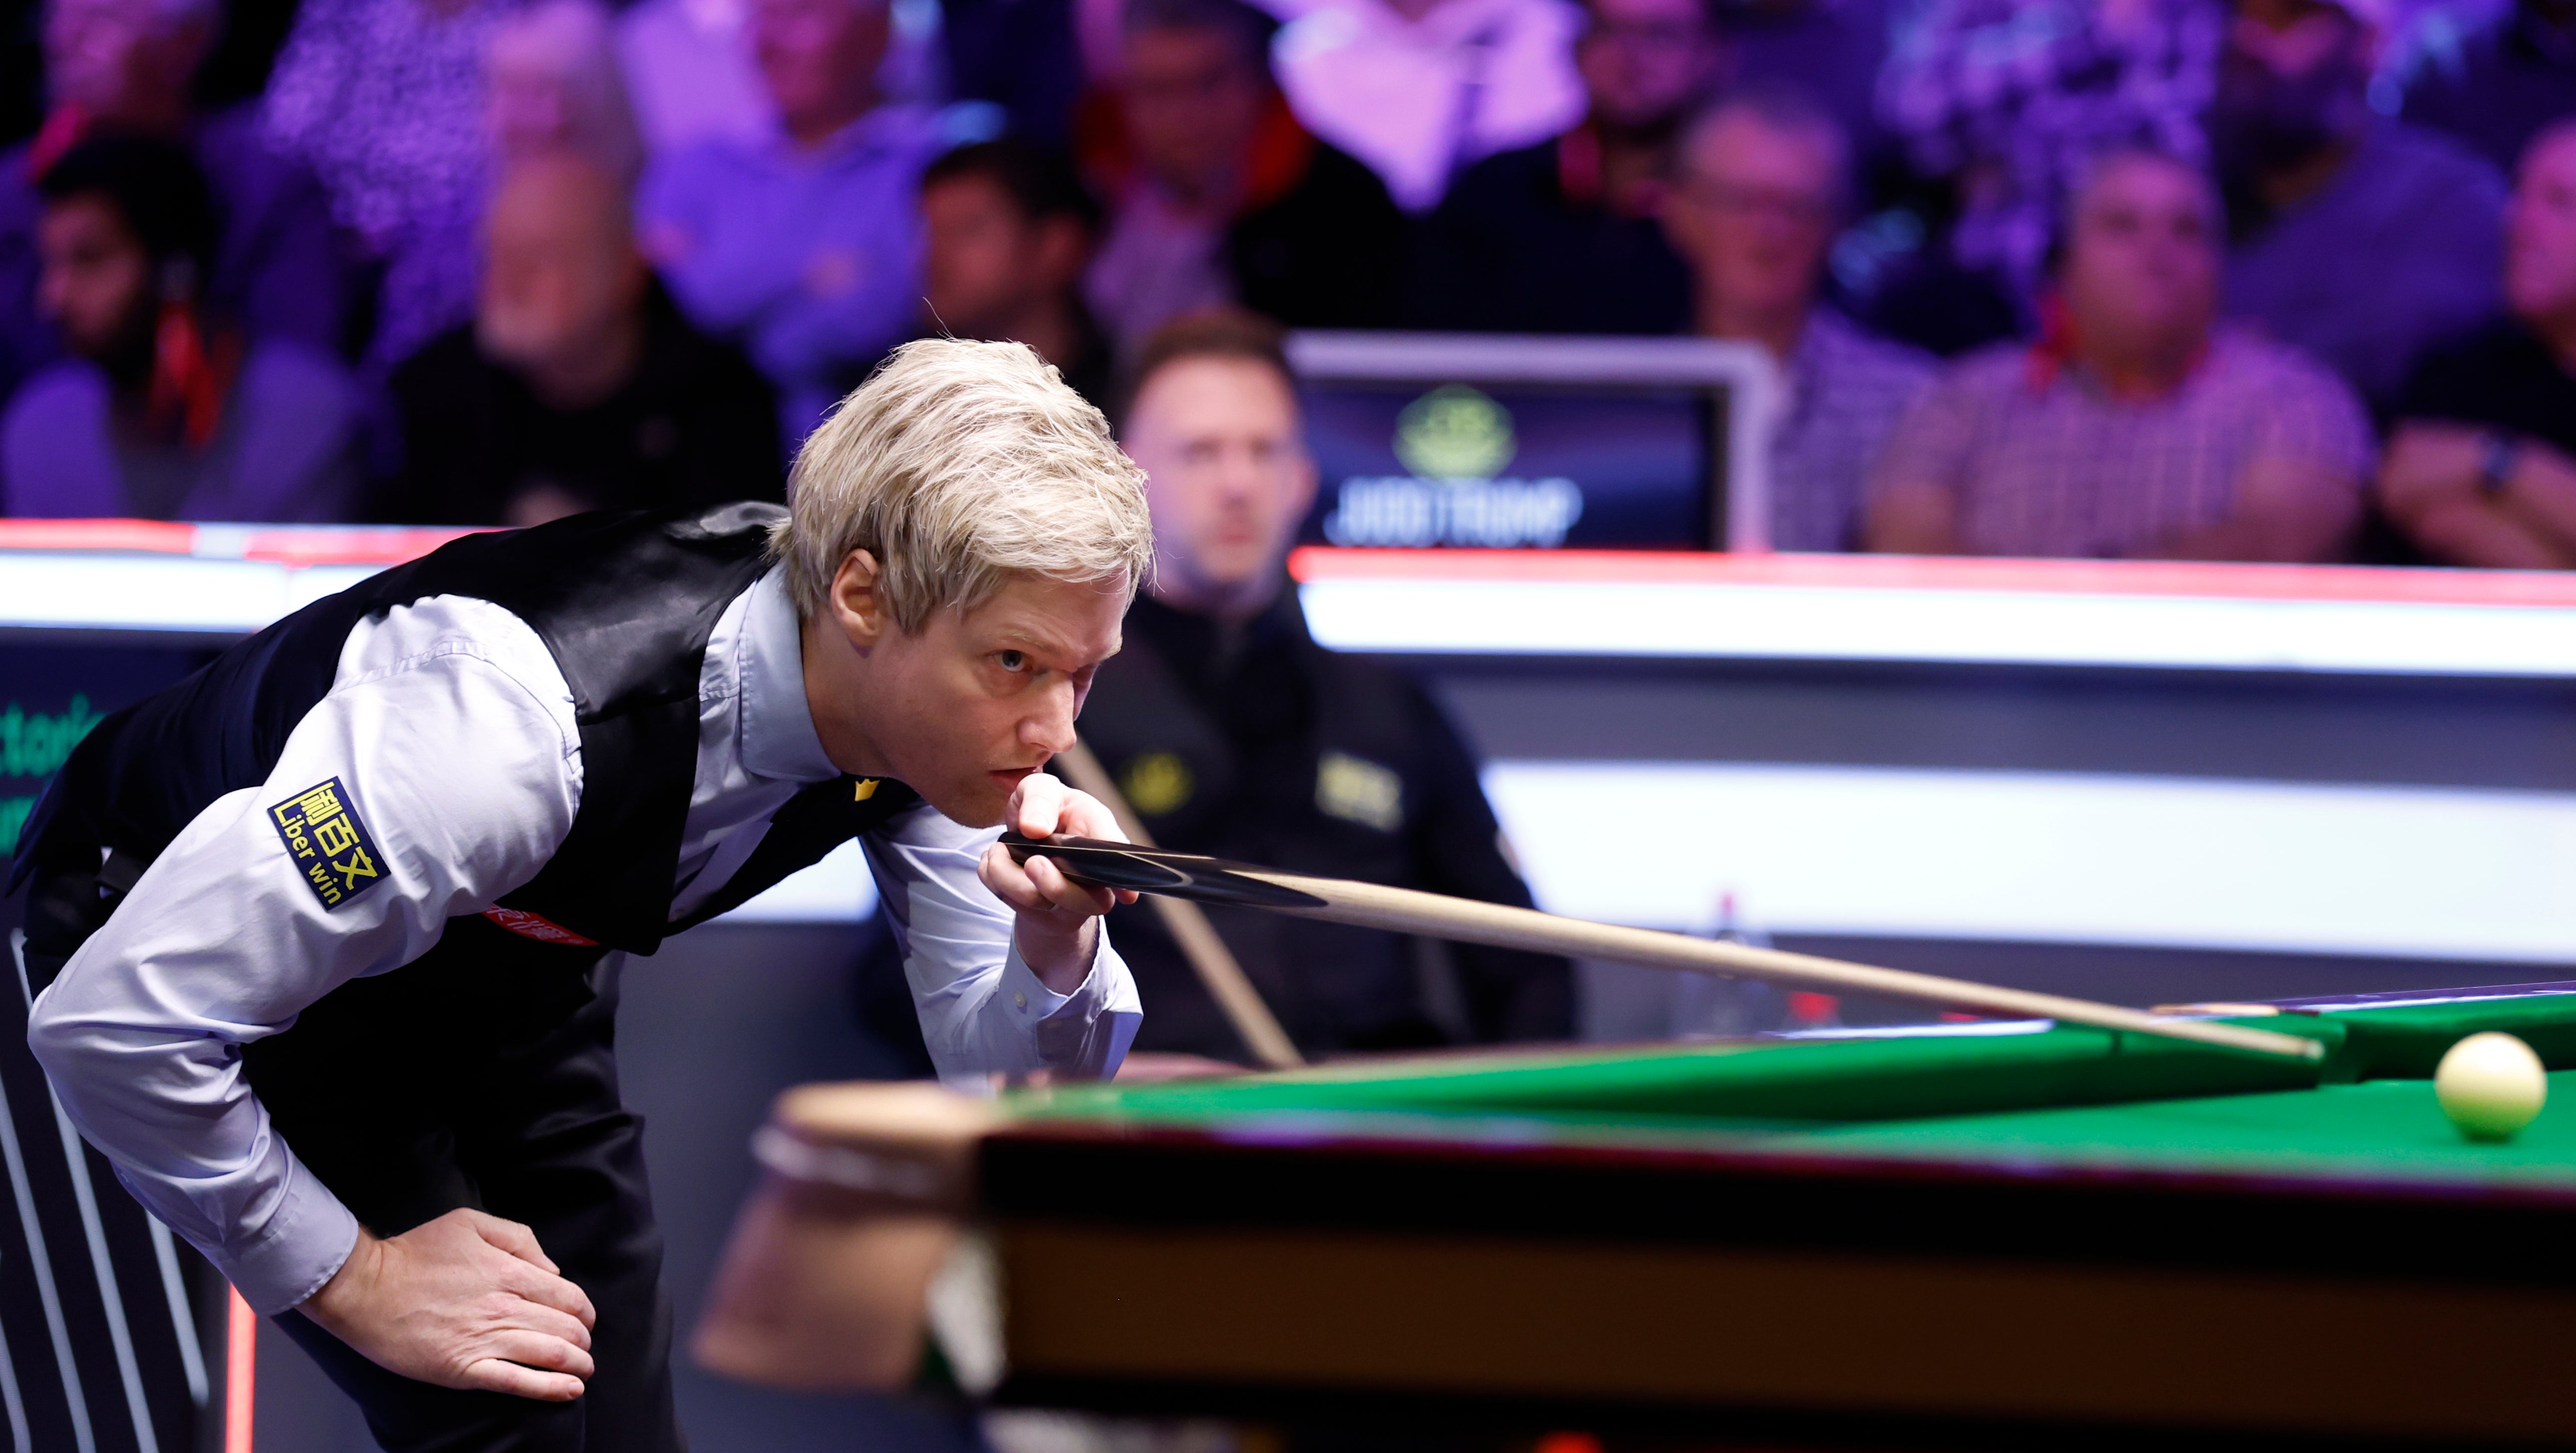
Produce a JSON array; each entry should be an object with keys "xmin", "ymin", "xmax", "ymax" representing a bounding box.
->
[{"xmin": 482, "ymin": 908, "xmax": 599, "ymax": 947}]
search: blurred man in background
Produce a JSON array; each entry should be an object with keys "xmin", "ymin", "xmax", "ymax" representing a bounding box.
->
[
  {"xmin": 377, "ymin": 155, "xmax": 782, "ymax": 525},
  {"xmin": 2218, "ymin": 0, "xmax": 2505, "ymax": 409},
  {"xmin": 1867, "ymin": 147, "xmax": 2368, "ymax": 560},
  {"xmin": 1083, "ymin": 0, "xmax": 1408, "ymax": 355},
  {"xmin": 2378, "ymin": 120, "xmax": 2576, "ymax": 568},
  {"xmin": 0, "ymin": 0, "xmax": 346, "ymax": 402},
  {"xmin": 1082, "ymin": 309, "xmax": 1573, "ymax": 1059},
  {"xmin": 2400, "ymin": 0, "xmax": 2576, "ymax": 178},
  {"xmin": 2, "ymin": 135, "xmax": 361, "ymax": 519},
  {"xmin": 640, "ymin": 0, "xmax": 941, "ymax": 438},
  {"xmin": 1411, "ymin": 0, "xmax": 1719, "ymax": 333},
  {"xmin": 1663, "ymin": 88, "xmax": 1931, "ymax": 551},
  {"xmin": 919, "ymin": 139, "xmax": 1115, "ymax": 407}
]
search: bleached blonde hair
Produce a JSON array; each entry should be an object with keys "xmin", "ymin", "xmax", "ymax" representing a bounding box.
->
[{"xmin": 774, "ymin": 338, "xmax": 1153, "ymax": 630}]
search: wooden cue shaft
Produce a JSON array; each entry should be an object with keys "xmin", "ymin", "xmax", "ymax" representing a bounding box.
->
[
  {"xmin": 1238, "ymin": 872, "xmax": 2324, "ymax": 1063},
  {"xmin": 1053, "ymin": 741, "xmax": 1307, "ymax": 1069}
]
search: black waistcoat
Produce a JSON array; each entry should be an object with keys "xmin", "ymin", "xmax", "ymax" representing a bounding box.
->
[{"xmin": 14, "ymin": 502, "xmax": 918, "ymax": 981}]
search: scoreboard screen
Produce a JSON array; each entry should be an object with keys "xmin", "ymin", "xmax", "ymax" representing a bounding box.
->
[
  {"xmin": 1298, "ymin": 383, "xmax": 1718, "ymax": 550},
  {"xmin": 1283, "ymin": 331, "xmax": 1775, "ymax": 553}
]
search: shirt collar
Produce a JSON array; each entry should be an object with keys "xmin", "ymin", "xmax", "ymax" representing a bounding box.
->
[{"xmin": 739, "ymin": 566, "xmax": 841, "ymax": 783}]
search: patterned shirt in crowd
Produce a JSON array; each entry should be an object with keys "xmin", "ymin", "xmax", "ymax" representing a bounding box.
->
[
  {"xmin": 1769, "ymin": 308, "xmax": 1937, "ymax": 552},
  {"xmin": 262, "ymin": 0, "xmax": 521, "ymax": 373},
  {"xmin": 1865, "ymin": 329, "xmax": 2373, "ymax": 559},
  {"xmin": 1879, "ymin": 0, "xmax": 2222, "ymax": 296}
]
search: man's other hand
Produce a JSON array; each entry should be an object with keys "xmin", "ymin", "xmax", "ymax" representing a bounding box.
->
[
  {"xmin": 978, "ymin": 771, "xmax": 1139, "ymax": 992},
  {"xmin": 301, "ymin": 1208, "xmax": 598, "ymax": 1401}
]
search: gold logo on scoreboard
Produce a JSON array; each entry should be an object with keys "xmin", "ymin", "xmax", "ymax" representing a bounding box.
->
[{"xmin": 1395, "ymin": 385, "xmax": 1516, "ymax": 481}]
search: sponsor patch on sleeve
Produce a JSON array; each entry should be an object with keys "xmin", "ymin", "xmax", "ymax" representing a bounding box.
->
[{"xmin": 269, "ymin": 777, "xmax": 386, "ymax": 911}]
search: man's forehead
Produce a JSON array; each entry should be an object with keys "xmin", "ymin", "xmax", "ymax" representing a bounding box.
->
[
  {"xmin": 1135, "ymin": 356, "xmax": 1301, "ymax": 433},
  {"xmin": 971, "ymin": 575, "xmax": 1129, "ymax": 657}
]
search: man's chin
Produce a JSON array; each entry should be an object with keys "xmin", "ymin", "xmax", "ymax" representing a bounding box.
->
[{"xmin": 913, "ymin": 779, "xmax": 1010, "ymax": 831}]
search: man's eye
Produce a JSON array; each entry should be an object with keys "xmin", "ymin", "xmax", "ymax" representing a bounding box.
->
[{"xmin": 997, "ymin": 650, "xmax": 1028, "ymax": 672}]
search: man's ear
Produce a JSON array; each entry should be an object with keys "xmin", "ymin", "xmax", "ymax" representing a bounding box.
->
[{"xmin": 829, "ymin": 549, "xmax": 889, "ymax": 648}]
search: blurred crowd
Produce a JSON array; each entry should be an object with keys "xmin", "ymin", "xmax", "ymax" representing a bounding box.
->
[{"xmin": 2, "ymin": 0, "xmax": 2575, "ymax": 565}]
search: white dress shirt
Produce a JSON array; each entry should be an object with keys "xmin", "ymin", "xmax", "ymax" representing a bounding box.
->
[
  {"xmin": 1260, "ymin": 0, "xmax": 1585, "ymax": 213},
  {"xmin": 25, "ymin": 566, "xmax": 1140, "ymax": 1314}
]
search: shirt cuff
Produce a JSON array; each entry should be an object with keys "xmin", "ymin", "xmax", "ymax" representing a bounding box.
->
[
  {"xmin": 217, "ymin": 1157, "xmax": 363, "ymax": 1316},
  {"xmin": 1003, "ymin": 928, "xmax": 1142, "ymax": 1080}
]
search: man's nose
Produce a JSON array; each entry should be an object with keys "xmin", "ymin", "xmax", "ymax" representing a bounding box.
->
[{"xmin": 1022, "ymin": 683, "xmax": 1080, "ymax": 754}]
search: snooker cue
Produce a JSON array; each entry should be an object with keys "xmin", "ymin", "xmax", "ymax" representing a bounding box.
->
[
  {"xmin": 1053, "ymin": 740, "xmax": 1307, "ymax": 1069},
  {"xmin": 1009, "ymin": 841, "xmax": 2326, "ymax": 1064}
]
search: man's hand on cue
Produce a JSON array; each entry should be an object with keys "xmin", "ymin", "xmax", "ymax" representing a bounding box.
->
[
  {"xmin": 979, "ymin": 771, "xmax": 1139, "ymax": 993},
  {"xmin": 300, "ymin": 1207, "xmax": 598, "ymax": 1401}
]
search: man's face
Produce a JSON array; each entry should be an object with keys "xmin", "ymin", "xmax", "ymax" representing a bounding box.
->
[
  {"xmin": 2060, "ymin": 154, "xmax": 2221, "ymax": 359},
  {"xmin": 45, "ymin": 0, "xmax": 205, "ymax": 120},
  {"xmin": 1121, "ymin": 26, "xmax": 1265, "ymax": 194},
  {"xmin": 921, "ymin": 176, "xmax": 1085, "ymax": 337},
  {"xmin": 2507, "ymin": 130, "xmax": 2576, "ymax": 326},
  {"xmin": 35, "ymin": 194, "xmax": 152, "ymax": 359},
  {"xmin": 477, "ymin": 175, "xmax": 642, "ymax": 375},
  {"xmin": 1124, "ymin": 355, "xmax": 1316, "ymax": 604},
  {"xmin": 1661, "ymin": 111, "xmax": 1839, "ymax": 324},
  {"xmin": 852, "ymin": 572, "xmax": 1128, "ymax": 827},
  {"xmin": 2213, "ymin": 0, "xmax": 2370, "ymax": 173},
  {"xmin": 748, "ymin": 0, "xmax": 888, "ymax": 134},
  {"xmin": 1575, "ymin": 0, "xmax": 1721, "ymax": 131}
]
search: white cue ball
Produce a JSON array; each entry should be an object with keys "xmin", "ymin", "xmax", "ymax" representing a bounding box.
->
[{"xmin": 2435, "ymin": 1032, "xmax": 2548, "ymax": 1142}]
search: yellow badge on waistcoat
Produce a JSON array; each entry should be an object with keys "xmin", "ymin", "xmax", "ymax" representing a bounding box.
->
[{"xmin": 1120, "ymin": 752, "xmax": 1193, "ymax": 816}]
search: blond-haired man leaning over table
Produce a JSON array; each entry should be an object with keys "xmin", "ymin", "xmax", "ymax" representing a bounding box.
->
[{"xmin": 13, "ymin": 338, "xmax": 1150, "ymax": 1450}]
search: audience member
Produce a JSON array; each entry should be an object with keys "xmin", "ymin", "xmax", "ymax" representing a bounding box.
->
[
  {"xmin": 618, "ymin": 0, "xmax": 776, "ymax": 157},
  {"xmin": 1089, "ymin": 308, "xmax": 1574, "ymax": 1059},
  {"xmin": 2400, "ymin": 0, "xmax": 2576, "ymax": 177},
  {"xmin": 1865, "ymin": 148, "xmax": 2369, "ymax": 561},
  {"xmin": 640, "ymin": 0, "xmax": 944, "ymax": 437},
  {"xmin": 1410, "ymin": 0, "xmax": 1716, "ymax": 333},
  {"xmin": 488, "ymin": 0, "xmax": 644, "ymax": 185},
  {"xmin": 376, "ymin": 156, "xmax": 782, "ymax": 526},
  {"xmin": 620, "ymin": 0, "xmax": 940, "ymax": 155},
  {"xmin": 2379, "ymin": 119, "xmax": 2576, "ymax": 568},
  {"xmin": 1083, "ymin": 0, "xmax": 1408, "ymax": 353},
  {"xmin": 0, "ymin": 0, "xmax": 347, "ymax": 402},
  {"xmin": 2218, "ymin": 0, "xmax": 2506, "ymax": 409},
  {"xmin": 2, "ymin": 136, "xmax": 362, "ymax": 520},
  {"xmin": 260, "ymin": 0, "xmax": 518, "ymax": 375},
  {"xmin": 1723, "ymin": 0, "xmax": 1897, "ymax": 179},
  {"xmin": 1879, "ymin": 0, "xmax": 2224, "ymax": 302},
  {"xmin": 1258, "ymin": 0, "xmax": 1587, "ymax": 214},
  {"xmin": 919, "ymin": 140, "xmax": 1115, "ymax": 406},
  {"xmin": 1664, "ymin": 89, "xmax": 1933, "ymax": 551}
]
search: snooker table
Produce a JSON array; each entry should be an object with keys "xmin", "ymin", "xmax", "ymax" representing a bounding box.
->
[{"xmin": 701, "ymin": 983, "xmax": 2576, "ymax": 1449}]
